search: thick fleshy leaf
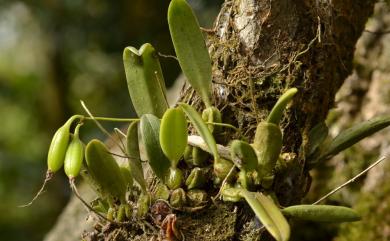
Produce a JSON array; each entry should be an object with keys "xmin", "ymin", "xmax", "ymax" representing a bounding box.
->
[
  {"xmin": 320, "ymin": 115, "xmax": 390, "ymax": 160},
  {"xmin": 253, "ymin": 122, "xmax": 282, "ymax": 185},
  {"xmin": 140, "ymin": 114, "xmax": 170, "ymax": 181},
  {"xmin": 160, "ymin": 108, "xmax": 188, "ymax": 166},
  {"xmin": 230, "ymin": 140, "xmax": 258, "ymax": 171},
  {"xmin": 267, "ymin": 88, "xmax": 298, "ymax": 125},
  {"xmin": 282, "ymin": 205, "xmax": 361, "ymax": 222},
  {"xmin": 119, "ymin": 165, "xmax": 134, "ymax": 189},
  {"xmin": 242, "ymin": 191, "xmax": 290, "ymax": 241},
  {"xmin": 223, "ymin": 188, "xmax": 290, "ymax": 241},
  {"xmin": 123, "ymin": 43, "xmax": 168, "ymax": 118},
  {"xmin": 126, "ymin": 121, "xmax": 147, "ymax": 192},
  {"xmin": 168, "ymin": 0, "xmax": 212, "ymax": 107},
  {"xmin": 85, "ymin": 139, "xmax": 127, "ymax": 201},
  {"xmin": 179, "ymin": 103, "xmax": 219, "ymax": 161}
]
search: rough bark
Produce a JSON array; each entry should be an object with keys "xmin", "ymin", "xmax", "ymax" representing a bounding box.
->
[
  {"xmin": 182, "ymin": 0, "xmax": 376, "ymax": 206},
  {"xmin": 175, "ymin": 0, "xmax": 377, "ymax": 239},
  {"xmin": 45, "ymin": 1, "xmax": 379, "ymax": 240}
]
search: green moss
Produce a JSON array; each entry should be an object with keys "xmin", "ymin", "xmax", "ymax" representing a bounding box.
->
[{"xmin": 176, "ymin": 203, "xmax": 237, "ymax": 241}]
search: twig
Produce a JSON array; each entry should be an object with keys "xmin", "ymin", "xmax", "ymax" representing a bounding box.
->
[
  {"xmin": 80, "ymin": 100, "xmax": 126, "ymax": 154},
  {"xmin": 212, "ymin": 165, "xmax": 237, "ymax": 201},
  {"xmin": 187, "ymin": 135, "xmax": 232, "ymax": 161},
  {"xmin": 158, "ymin": 52, "xmax": 178, "ymax": 61},
  {"xmin": 114, "ymin": 128, "xmax": 127, "ymax": 139},
  {"xmin": 205, "ymin": 122, "xmax": 239, "ymax": 131},
  {"xmin": 364, "ymin": 29, "xmax": 390, "ymax": 35},
  {"xmin": 70, "ymin": 178, "xmax": 116, "ymax": 224},
  {"xmin": 108, "ymin": 151, "xmax": 130, "ymax": 159},
  {"xmin": 313, "ymin": 156, "xmax": 387, "ymax": 205}
]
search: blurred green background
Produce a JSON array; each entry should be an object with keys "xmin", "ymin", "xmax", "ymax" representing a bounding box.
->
[{"xmin": 0, "ymin": 1, "xmax": 222, "ymax": 240}]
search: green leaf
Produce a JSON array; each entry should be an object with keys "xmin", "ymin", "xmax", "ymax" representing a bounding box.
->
[
  {"xmin": 282, "ymin": 205, "xmax": 361, "ymax": 222},
  {"xmin": 267, "ymin": 88, "xmax": 298, "ymax": 125},
  {"xmin": 230, "ymin": 140, "xmax": 258, "ymax": 171},
  {"xmin": 242, "ymin": 191, "xmax": 290, "ymax": 241},
  {"xmin": 140, "ymin": 114, "xmax": 171, "ymax": 181},
  {"xmin": 168, "ymin": 0, "xmax": 212, "ymax": 107},
  {"xmin": 85, "ymin": 139, "xmax": 127, "ymax": 201},
  {"xmin": 253, "ymin": 122, "xmax": 282, "ymax": 186},
  {"xmin": 224, "ymin": 188, "xmax": 290, "ymax": 241},
  {"xmin": 126, "ymin": 121, "xmax": 147, "ymax": 192},
  {"xmin": 179, "ymin": 103, "xmax": 219, "ymax": 161},
  {"xmin": 123, "ymin": 43, "xmax": 168, "ymax": 118},
  {"xmin": 307, "ymin": 121, "xmax": 328, "ymax": 157},
  {"xmin": 320, "ymin": 115, "xmax": 390, "ymax": 160},
  {"xmin": 160, "ymin": 108, "xmax": 188, "ymax": 166},
  {"xmin": 119, "ymin": 165, "xmax": 134, "ymax": 189}
]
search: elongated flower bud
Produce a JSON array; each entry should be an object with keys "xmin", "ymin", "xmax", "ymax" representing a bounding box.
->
[
  {"xmin": 47, "ymin": 116, "xmax": 80, "ymax": 173},
  {"xmin": 64, "ymin": 124, "xmax": 84, "ymax": 178}
]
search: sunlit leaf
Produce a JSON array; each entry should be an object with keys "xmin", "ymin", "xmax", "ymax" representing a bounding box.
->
[
  {"xmin": 179, "ymin": 103, "xmax": 219, "ymax": 161},
  {"xmin": 123, "ymin": 43, "xmax": 168, "ymax": 118},
  {"xmin": 168, "ymin": 0, "xmax": 212, "ymax": 107},
  {"xmin": 160, "ymin": 107, "xmax": 188, "ymax": 166},
  {"xmin": 223, "ymin": 188, "xmax": 290, "ymax": 241}
]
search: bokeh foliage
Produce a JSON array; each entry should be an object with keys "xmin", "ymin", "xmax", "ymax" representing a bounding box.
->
[{"xmin": 0, "ymin": 0, "xmax": 221, "ymax": 240}]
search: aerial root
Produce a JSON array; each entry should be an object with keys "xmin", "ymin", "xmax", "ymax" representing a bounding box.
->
[{"xmin": 18, "ymin": 170, "xmax": 54, "ymax": 208}]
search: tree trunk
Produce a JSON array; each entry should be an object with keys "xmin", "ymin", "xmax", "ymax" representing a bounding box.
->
[
  {"xmin": 183, "ymin": 0, "xmax": 375, "ymax": 206},
  {"xmin": 45, "ymin": 1, "xmax": 379, "ymax": 240}
]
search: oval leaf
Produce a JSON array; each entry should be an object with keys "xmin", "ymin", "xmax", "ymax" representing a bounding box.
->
[
  {"xmin": 123, "ymin": 43, "xmax": 168, "ymax": 118},
  {"xmin": 230, "ymin": 140, "xmax": 258, "ymax": 171},
  {"xmin": 282, "ymin": 205, "xmax": 361, "ymax": 222},
  {"xmin": 85, "ymin": 139, "xmax": 127, "ymax": 201},
  {"xmin": 160, "ymin": 108, "xmax": 188, "ymax": 166},
  {"xmin": 179, "ymin": 103, "xmax": 219, "ymax": 161},
  {"xmin": 168, "ymin": 0, "xmax": 212, "ymax": 107},
  {"xmin": 320, "ymin": 115, "xmax": 390, "ymax": 160},
  {"xmin": 140, "ymin": 114, "xmax": 171, "ymax": 181},
  {"xmin": 126, "ymin": 121, "xmax": 147, "ymax": 192}
]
